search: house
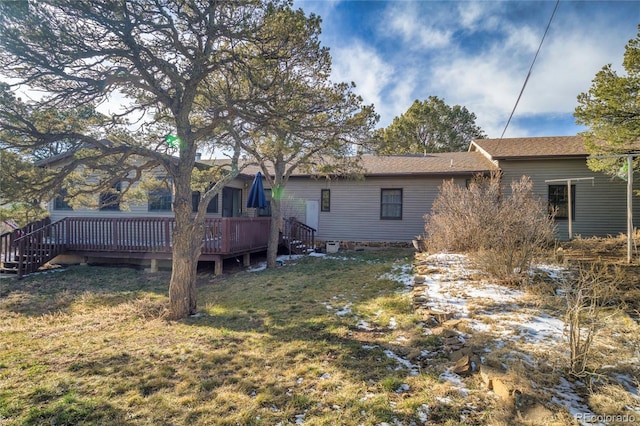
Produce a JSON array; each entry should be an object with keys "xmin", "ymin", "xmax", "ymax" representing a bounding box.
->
[
  {"xmin": 469, "ymin": 136, "xmax": 639, "ymax": 240},
  {"xmin": 34, "ymin": 135, "xmax": 640, "ymax": 244},
  {"xmin": 256, "ymin": 152, "xmax": 498, "ymax": 245},
  {"xmin": 3, "ymin": 135, "xmax": 638, "ymax": 276}
]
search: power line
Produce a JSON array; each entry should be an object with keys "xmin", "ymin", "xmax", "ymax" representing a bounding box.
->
[{"xmin": 500, "ymin": 0, "xmax": 560, "ymax": 139}]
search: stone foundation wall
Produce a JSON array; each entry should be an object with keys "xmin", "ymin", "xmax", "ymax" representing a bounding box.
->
[{"xmin": 315, "ymin": 240, "xmax": 413, "ymax": 251}]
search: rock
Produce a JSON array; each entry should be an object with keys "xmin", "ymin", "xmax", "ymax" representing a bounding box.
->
[
  {"xmin": 440, "ymin": 319, "xmax": 463, "ymax": 329},
  {"xmin": 449, "ymin": 347, "xmax": 473, "ymax": 362},
  {"xmin": 412, "ymin": 296, "xmax": 428, "ymax": 304},
  {"xmin": 452, "ymin": 355, "xmax": 472, "ymax": 376},
  {"xmin": 429, "ymin": 309, "xmax": 454, "ymax": 323},
  {"xmin": 479, "ymin": 359, "xmax": 507, "ymax": 390},
  {"xmin": 492, "ymin": 377, "xmax": 516, "ymax": 400},
  {"xmin": 517, "ymin": 403, "xmax": 555, "ymax": 425}
]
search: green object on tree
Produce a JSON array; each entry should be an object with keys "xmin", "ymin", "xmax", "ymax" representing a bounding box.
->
[
  {"xmin": 271, "ymin": 185, "xmax": 284, "ymax": 201},
  {"xmin": 165, "ymin": 135, "xmax": 181, "ymax": 148}
]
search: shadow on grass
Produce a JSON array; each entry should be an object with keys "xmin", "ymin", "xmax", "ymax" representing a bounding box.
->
[
  {"xmin": 0, "ymin": 265, "xmax": 169, "ymax": 317},
  {"xmin": 20, "ymin": 386, "xmax": 131, "ymax": 426}
]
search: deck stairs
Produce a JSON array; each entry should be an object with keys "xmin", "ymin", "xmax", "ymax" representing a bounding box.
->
[
  {"xmin": 281, "ymin": 218, "xmax": 316, "ymax": 255},
  {"xmin": 0, "ymin": 218, "xmax": 61, "ymax": 277}
]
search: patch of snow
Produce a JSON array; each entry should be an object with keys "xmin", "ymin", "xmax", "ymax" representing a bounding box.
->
[
  {"xmin": 388, "ymin": 317, "xmax": 397, "ymax": 329},
  {"xmin": 395, "ymin": 383, "xmax": 410, "ymax": 393},
  {"xmin": 356, "ymin": 319, "xmax": 374, "ymax": 331},
  {"xmin": 378, "ymin": 263, "xmax": 414, "ymax": 288},
  {"xmin": 383, "ymin": 349, "xmax": 419, "ymax": 376},
  {"xmin": 335, "ymin": 303, "xmax": 353, "ymax": 316},
  {"xmin": 247, "ymin": 254, "xmax": 306, "ymax": 272},
  {"xmin": 416, "ymin": 404, "xmax": 430, "ymax": 422},
  {"xmin": 435, "ymin": 395, "xmax": 455, "ymax": 404},
  {"xmin": 439, "ymin": 370, "xmax": 469, "ymax": 397},
  {"xmin": 551, "ymin": 377, "xmax": 601, "ymax": 426}
]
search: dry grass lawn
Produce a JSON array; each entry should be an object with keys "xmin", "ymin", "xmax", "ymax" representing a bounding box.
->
[{"xmin": 1, "ymin": 249, "xmax": 497, "ymax": 426}]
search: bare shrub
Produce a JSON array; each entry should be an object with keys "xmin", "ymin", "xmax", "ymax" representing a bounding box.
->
[
  {"xmin": 562, "ymin": 262, "xmax": 625, "ymax": 378},
  {"xmin": 424, "ymin": 172, "xmax": 555, "ymax": 281}
]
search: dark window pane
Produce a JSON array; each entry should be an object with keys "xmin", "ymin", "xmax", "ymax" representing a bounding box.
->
[
  {"xmin": 381, "ymin": 189, "xmax": 402, "ymax": 220},
  {"xmin": 321, "ymin": 189, "xmax": 330, "ymax": 212}
]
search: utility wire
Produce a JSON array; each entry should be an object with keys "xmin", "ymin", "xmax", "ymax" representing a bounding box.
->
[{"xmin": 500, "ymin": 0, "xmax": 560, "ymax": 139}]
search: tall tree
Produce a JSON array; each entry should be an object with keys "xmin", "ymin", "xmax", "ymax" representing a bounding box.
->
[
  {"xmin": 226, "ymin": 7, "xmax": 377, "ymax": 269},
  {"xmin": 374, "ymin": 96, "xmax": 485, "ymax": 155},
  {"xmin": 0, "ymin": 0, "xmax": 305, "ymax": 319},
  {"xmin": 0, "ymin": 149, "xmax": 49, "ymax": 227},
  {"xmin": 575, "ymin": 25, "xmax": 640, "ymax": 176}
]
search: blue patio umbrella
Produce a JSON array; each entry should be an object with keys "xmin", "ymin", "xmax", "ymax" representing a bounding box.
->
[{"xmin": 246, "ymin": 171, "xmax": 268, "ymax": 209}]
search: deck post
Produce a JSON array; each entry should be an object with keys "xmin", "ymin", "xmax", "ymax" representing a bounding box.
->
[
  {"xmin": 213, "ymin": 255, "xmax": 222, "ymax": 276},
  {"xmin": 148, "ymin": 258, "xmax": 158, "ymax": 273},
  {"xmin": 243, "ymin": 253, "xmax": 250, "ymax": 267}
]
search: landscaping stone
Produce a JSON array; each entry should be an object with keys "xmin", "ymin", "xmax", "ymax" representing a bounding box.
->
[{"xmin": 517, "ymin": 402, "xmax": 555, "ymax": 425}]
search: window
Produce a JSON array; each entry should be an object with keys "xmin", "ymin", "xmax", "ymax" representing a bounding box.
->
[
  {"xmin": 53, "ymin": 189, "xmax": 72, "ymax": 211},
  {"xmin": 549, "ymin": 185, "xmax": 575, "ymax": 220},
  {"xmin": 257, "ymin": 189, "xmax": 272, "ymax": 217},
  {"xmin": 321, "ymin": 189, "xmax": 330, "ymax": 212},
  {"xmin": 222, "ymin": 187, "xmax": 242, "ymax": 217},
  {"xmin": 380, "ymin": 188, "xmax": 402, "ymax": 220},
  {"xmin": 148, "ymin": 187, "xmax": 172, "ymax": 212},
  {"xmin": 99, "ymin": 182, "xmax": 122, "ymax": 211},
  {"xmin": 192, "ymin": 191, "xmax": 219, "ymax": 213}
]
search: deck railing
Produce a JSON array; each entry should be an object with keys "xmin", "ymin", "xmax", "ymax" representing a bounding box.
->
[
  {"xmin": 282, "ymin": 217, "xmax": 316, "ymax": 254},
  {"xmin": 1, "ymin": 218, "xmax": 63, "ymax": 277},
  {"xmin": 60, "ymin": 217, "xmax": 271, "ymax": 255},
  {"xmin": 3, "ymin": 216, "xmax": 272, "ymax": 277}
]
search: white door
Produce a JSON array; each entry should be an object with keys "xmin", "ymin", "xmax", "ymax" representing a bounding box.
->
[{"xmin": 305, "ymin": 200, "xmax": 319, "ymax": 231}]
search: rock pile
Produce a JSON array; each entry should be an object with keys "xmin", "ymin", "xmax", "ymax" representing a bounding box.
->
[{"xmin": 411, "ymin": 252, "xmax": 558, "ymax": 425}]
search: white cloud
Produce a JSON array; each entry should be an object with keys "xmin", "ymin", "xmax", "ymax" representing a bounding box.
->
[
  {"xmin": 330, "ymin": 42, "xmax": 395, "ymax": 116},
  {"xmin": 383, "ymin": 2, "xmax": 452, "ymax": 49}
]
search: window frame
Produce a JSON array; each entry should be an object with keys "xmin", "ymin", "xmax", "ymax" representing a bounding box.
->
[
  {"xmin": 99, "ymin": 182, "xmax": 122, "ymax": 211},
  {"xmin": 257, "ymin": 188, "xmax": 272, "ymax": 217},
  {"xmin": 148, "ymin": 185, "xmax": 172, "ymax": 212},
  {"xmin": 53, "ymin": 188, "xmax": 73, "ymax": 211},
  {"xmin": 192, "ymin": 191, "xmax": 219, "ymax": 213},
  {"xmin": 380, "ymin": 188, "xmax": 403, "ymax": 220},
  {"xmin": 321, "ymin": 189, "xmax": 330, "ymax": 212},
  {"xmin": 548, "ymin": 184, "xmax": 576, "ymax": 220}
]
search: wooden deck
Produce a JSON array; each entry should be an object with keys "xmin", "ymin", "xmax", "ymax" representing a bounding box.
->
[{"xmin": 1, "ymin": 217, "xmax": 276, "ymax": 277}]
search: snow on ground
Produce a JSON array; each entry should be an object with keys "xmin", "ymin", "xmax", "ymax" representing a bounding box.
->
[
  {"xmin": 249, "ymin": 250, "xmax": 639, "ymax": 424},
  {"xmin": 414, "ymin": 253, "xmax": 640, "ymax": 425}
]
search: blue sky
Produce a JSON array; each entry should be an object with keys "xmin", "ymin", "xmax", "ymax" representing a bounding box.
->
[{"xmin": 293, "ymin": 0, "xmax": 640, "ymax": 138}]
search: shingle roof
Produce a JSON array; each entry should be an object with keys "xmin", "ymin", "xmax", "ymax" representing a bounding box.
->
[
  {"xmin": 356, "ymin": 152, "xmax": 497, "ymax": 176},
  {"xmin": 203, "ymin": 152, "xmax": 497, "ymax": 178},
  {"xmin": 469, "ymin": 136, "xmax": 588, "ymax": 159}
]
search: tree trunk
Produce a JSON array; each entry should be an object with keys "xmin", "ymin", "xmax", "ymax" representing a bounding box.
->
[
  {"xmin": 167, "ymin": 209, "xmax": 203, "ymax": 320},
  {"xmin": 267, "ymin": 198, "xmax": 281, "ymax": 269},
  {"xmin": 166, "ymin": 137, "xmax": 203, "ymax": 320}
]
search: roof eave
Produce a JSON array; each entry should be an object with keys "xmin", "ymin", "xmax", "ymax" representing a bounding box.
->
[{"xmin": 494, "ymin": 154, "xmax": 588, "ymax": 161}]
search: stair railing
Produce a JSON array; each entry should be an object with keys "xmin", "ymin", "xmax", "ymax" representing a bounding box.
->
[
  {"xmin": 1, "ymin": 218, "xmax": 52, "ymax": 271},
  {"xmin": 282, "ymin": 217, "xmax": 316, "ymax": 254},
  {"xmin": 11, "ymin": 218, "xmax": 67, "ymax": 278}
]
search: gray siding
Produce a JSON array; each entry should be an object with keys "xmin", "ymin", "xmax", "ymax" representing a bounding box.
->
[
  {"xmin": 498, "ymin": 158, "xmax": 640, "ymax": 239},
  {"xmin": 283, "ymin": 175, "xmax": 467, "ymax": 242}
]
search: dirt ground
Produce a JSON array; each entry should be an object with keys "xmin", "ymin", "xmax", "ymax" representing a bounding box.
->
[{"xmin": 561, "ymin": 233, "xmax": 640, "ymax": 318}]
